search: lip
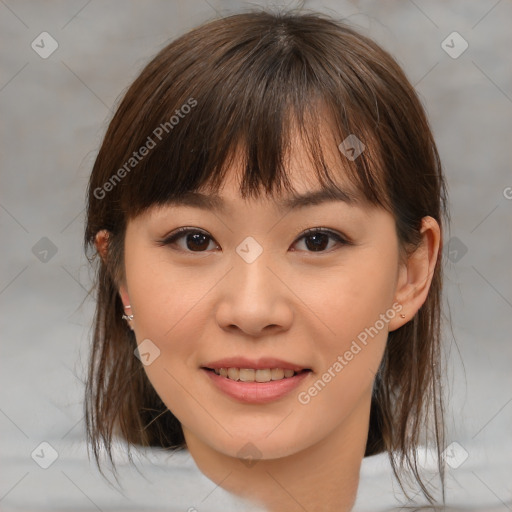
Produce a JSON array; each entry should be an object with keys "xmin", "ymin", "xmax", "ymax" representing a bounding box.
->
[
  {"xmin": 202, "ymin": 357, "xmax": 309, "ymax": 372},
  {"xmin": 202, "ymin": 368, "xmax": 311, "ymax": 404}
]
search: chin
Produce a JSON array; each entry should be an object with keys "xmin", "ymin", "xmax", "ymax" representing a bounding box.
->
[{"xmin": 196, "ymin": 423, "xmax": 316, "ymax": 462}]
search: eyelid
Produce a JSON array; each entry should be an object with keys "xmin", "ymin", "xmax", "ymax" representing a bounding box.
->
[
  {"xmin": 158, "ymin": 226, "xmax": 217, "ymax": 246},
  {"xmin": 295, "ymin": 224, "xmax": 353, "ymax": 245},
  {"xmin": 296, "ymin": 227, "xmax": 354, "ymax": 249}
]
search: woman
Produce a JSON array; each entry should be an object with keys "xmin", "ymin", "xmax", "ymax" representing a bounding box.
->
[{"xmin": 84, "ymin": 10, "xmax": 448, "ymax": 511}]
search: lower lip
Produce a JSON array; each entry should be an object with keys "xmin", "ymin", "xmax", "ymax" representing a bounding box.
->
[{"xmin": 202, "ymin": 368, "xmax": 311, "ymax": 404}]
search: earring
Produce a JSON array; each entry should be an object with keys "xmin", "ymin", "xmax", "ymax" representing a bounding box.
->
[
  {"xmin": 122, "ymin": 304, "xmax": 134, "ymax": 322},
  {"xmin": 400, "ymin": 313, "xmax": 406, "ymax": 319}
]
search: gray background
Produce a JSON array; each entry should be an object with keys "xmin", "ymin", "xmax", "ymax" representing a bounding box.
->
[{"xmin": 1, "ymin": 0, "xmax": 511, "ymax": 511}]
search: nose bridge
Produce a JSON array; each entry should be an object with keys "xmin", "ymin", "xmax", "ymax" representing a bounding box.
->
[
  {"xmin": 215, "ymin": 235, "xmax": 292, "ymax": 335},
  {"xmin": 232, "ymin": 234, "xmax": 278, "ymax": 301}
]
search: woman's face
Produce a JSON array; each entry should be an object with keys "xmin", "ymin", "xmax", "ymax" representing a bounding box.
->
[{"xmin": 120, "ymin": 139, "xmax": 408, "ymax": 462}]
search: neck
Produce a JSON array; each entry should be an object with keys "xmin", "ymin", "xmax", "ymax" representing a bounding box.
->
[{"xmin": 183, "ymin": 396, "xmax": 370, "ymax": 512}]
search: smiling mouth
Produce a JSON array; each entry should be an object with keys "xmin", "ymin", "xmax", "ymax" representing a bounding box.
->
[{"xmin": 202, "ymin": 367, "xmax": 311, "ymax": 383}]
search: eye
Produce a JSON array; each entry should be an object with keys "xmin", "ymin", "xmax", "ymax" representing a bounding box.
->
[
  {"xmin": 159, "ymin": 227, "xmax": 351, "ymax": 254},
  {"xmin": 159, "ymin": 227, "xmax": 219, "ymax": 253},
  {"xmin": 291, "ymin": 228, "xmax": 351, "ymax": 253}
]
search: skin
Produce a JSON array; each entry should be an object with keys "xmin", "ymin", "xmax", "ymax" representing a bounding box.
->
[{"xmin": 96, "ymin": 130, "xmax": 440, "ymax": 511}]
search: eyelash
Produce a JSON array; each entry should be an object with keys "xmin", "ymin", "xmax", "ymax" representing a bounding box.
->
[{"xmin": 158, "ymin": 226, "xmax": 352, "ymax": 254}]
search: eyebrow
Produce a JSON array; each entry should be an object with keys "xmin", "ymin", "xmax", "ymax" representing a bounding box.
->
[{"xmin": 165, "ymin": 186, "xmax": 355, "ymax": 214}]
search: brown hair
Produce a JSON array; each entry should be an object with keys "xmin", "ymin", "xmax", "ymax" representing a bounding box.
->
[{"xmin": 84, "ymin": 9, "xmax": 448, "ymax": 504}]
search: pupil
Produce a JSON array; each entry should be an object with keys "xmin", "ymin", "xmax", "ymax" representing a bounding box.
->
[
  {"xmin": 306, "ymin": 233, "xmax": 328, "ymax": 252},
  {"xmin": 187, "ymin": 233, "xmax": 209, "ymax": 251}
]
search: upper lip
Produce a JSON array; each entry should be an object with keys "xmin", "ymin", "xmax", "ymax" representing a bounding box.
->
[{"xmin": 202, "ymin": 357, "xmax": 310, "ymax": 372}]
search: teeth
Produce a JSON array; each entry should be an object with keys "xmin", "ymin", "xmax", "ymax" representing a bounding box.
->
[
  {"xmin": 255, "ymin": 369, "xmax": 271, "ymax": 382},
  {"xmin": 227, "ymin": 368, "xmax": 239, "ymax": 380},
  {"xmin": 212, "ymin": 367, "xmax": 301, "ymax": 382},
  {"xmin": 271, "ymin": 368, "xmax": 284, "ymax": 380},
  {"xmin": 239, "ymin": 368, "xmax": 255, "ymax": 382}
]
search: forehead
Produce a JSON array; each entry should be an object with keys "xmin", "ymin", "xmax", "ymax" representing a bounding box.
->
[
  {"xmin": 122, "ymin": 102, "xmax": 384, "ymax": 222},
  {"xmin": 178, "ymin": 131, "xmax": 362, "ymax": 216},
  {"xmin": 163, "ymin": 186, "xmax": 356, "ymax": 221},
  {"xmin": 192, "ymin": 120, "xmax": 362, "ymax": 211}
]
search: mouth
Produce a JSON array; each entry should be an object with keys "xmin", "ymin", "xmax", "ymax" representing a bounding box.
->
[
  {"xmin": 200, "ymin": 359, "xmax": 312, "ymax": 404},
  {"xmin": 202, "ymin": 367, "xmax": 311, "ymax": 383}
]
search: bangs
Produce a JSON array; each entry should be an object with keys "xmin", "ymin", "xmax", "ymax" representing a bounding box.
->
[{"xmin": 112, "ymin": 13, "xmax": 393, "ymax": 219}]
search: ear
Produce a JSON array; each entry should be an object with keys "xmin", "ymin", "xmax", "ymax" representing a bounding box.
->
[
  {"xmin": 118, "ymin": 283, "xmax": 133, "ymax": 330},
  {"xmin": 94, "ymin": 229, "xmax": 131, "ymax": 310},
  {"xmin": 94, "ymin": 229, "xmax": 110, "ymax": 262},
  {"xmin": 118, "ymin": 283, "xmax": 131, "ymax": 310},
  {"xmin": 388, "ymin": 216, "xmax": 441, "ymax": 331}
]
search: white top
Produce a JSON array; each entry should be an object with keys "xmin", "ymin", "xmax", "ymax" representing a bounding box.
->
[{"xmin": 2, "ymin": 432, "xmax": 510, "ymax": 511}]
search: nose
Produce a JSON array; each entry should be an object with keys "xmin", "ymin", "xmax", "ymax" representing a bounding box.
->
[{"xmin": 215, "ymin": 249, "xmax": 294, "ymax": 337}]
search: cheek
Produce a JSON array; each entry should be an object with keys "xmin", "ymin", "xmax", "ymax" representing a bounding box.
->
[
  {"xmin": 127, "ymin": 247, "xmax": 218, "ymax": 342},
  {"xmin": 291, "ymin": 247, "xmax": 398, "ymax": 404},
  {"xmin": 293, "ymin": 247, "xmax": 398, "ymax": 347},
  {"xmin": 124, "ymin": 249, "xmax": 223, "ymax": 404}
]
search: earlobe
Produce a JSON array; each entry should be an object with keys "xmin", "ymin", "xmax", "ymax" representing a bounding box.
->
[
  {"xmin": 118, "ymin": 284, "xmax": 131, "ymax": 308},
  {"xmin": 118, "ymin": 284, "xmax": 134, "ymax": 330},
  {"xmin": 388, "ymin": 216, "xmax": 441, "ymax": 331}
]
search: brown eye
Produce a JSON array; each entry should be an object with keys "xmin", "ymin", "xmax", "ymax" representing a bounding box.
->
[
  {"xmin": 292, "ymin": 229, "xmax": 350, "ymax": 253},
  {"xmin": 184, "ymin": 232, "xmax": 211, "ymax": 251},
  {"xmin": 160, "ymin": 227, "xmax": 351, "ymax": 254},
  {"xmin": 160, "ymin": 228, "xmax": 218, "ymax": 252}
]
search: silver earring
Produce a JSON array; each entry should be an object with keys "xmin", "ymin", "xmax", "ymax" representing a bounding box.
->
[{"xmin": 122, "ymin": 304, "xmax": 134, "ymax": 322}]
